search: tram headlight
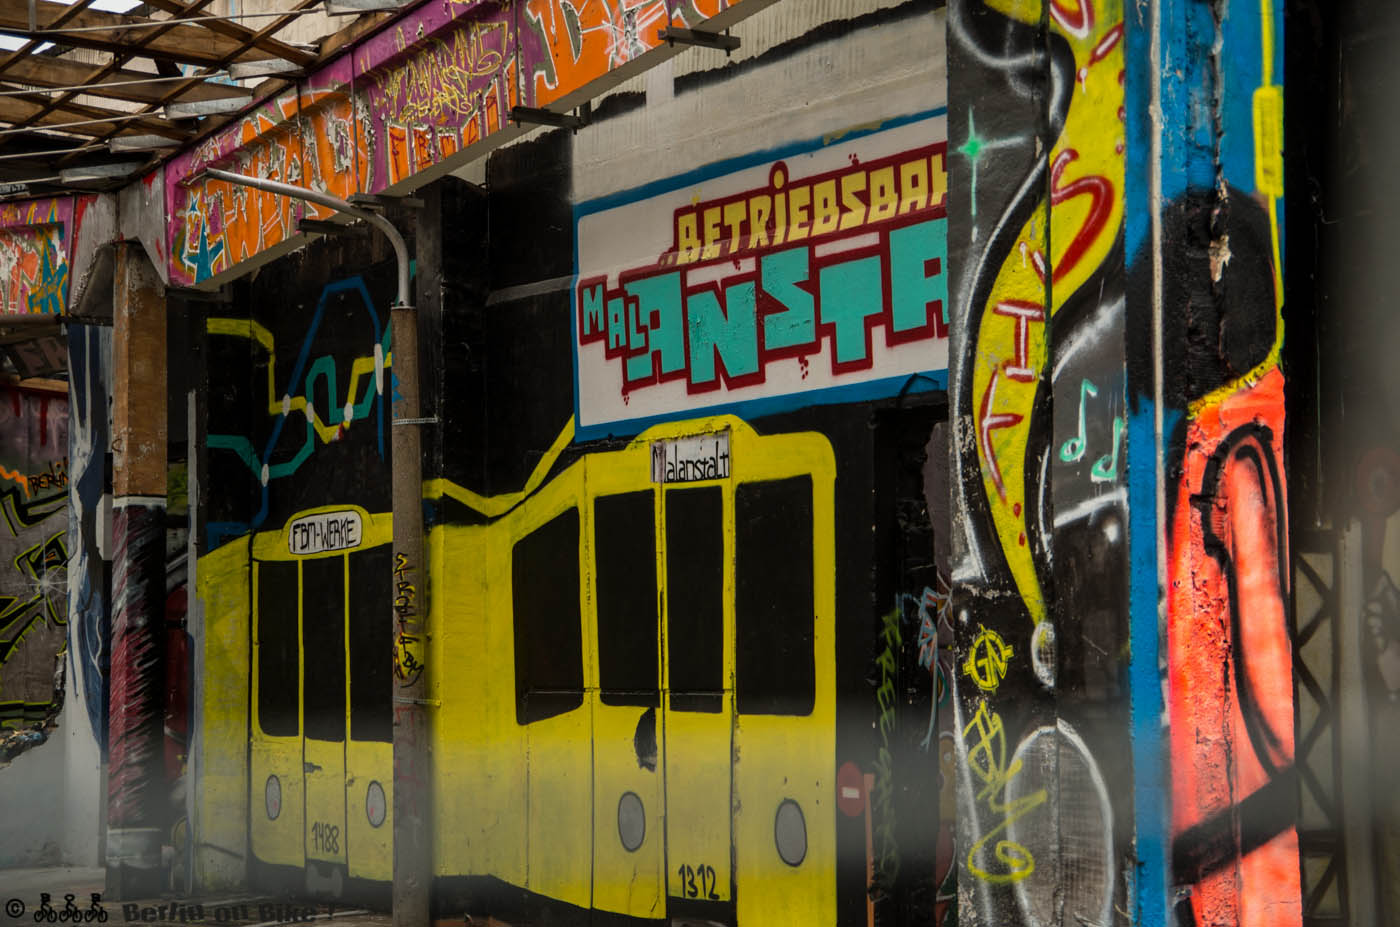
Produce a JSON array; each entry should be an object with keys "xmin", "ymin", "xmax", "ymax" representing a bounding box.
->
[
  {"xmin": 617, "ymin": 791, "xmax": 645, "ymax": 852},
  {"xmin": 366, "ymin": 780, "xmax": 387, "ymax": 828},
  {"xmin": 265, "ymin": 775, "xmax": 281, "ymax": 821},
  {"xmin": 774, "ymin": 798, "xmax": 806, "ymax": 867}
]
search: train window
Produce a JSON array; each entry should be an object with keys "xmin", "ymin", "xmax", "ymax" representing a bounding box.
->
[
  {"xmin": 302, "ymin": 556, "xmax": 346, "ymax": 741},
  {"xmin": 513, "ymin": 508, "xmax": 584, "ymax": 725},
  {"xmin": 349, "ymin": 546, "xmax": 392, "ymax": 743},
  {"xmin": 665, "ymin": 486, "xmax": 723, "ymax": 713},
  {"xmin": 736, "ymin": 476, "xmax": 815, "ymax": 716},
  {"xmin": 594, "ymin": 491, "xmax": 659, "ymax": 707},
  {"xmin": 257, "ymin": 559, "xmax": 300, "ymax": 737}
]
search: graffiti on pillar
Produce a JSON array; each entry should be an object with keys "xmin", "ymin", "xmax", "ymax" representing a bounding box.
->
[
  {"xmin": 948, "ymin": 0, "xmax": 1130, "ymax": 923},
  {"xmin": 392, "ymin": 551, "xmax": 422, "ymax": 685},
  {"xmin": 67, "ymin": 325, "xmax": 112, "ymax": 751},
  {"xmin": 0, "ymin": 388, "xmax": 69, "ymax": 753},
  {"xmin": 109, "ymin": 499, "xmax": 165, "ymax": 829},
  {"xmin": 164, "ymin": 460, "xmax": 192, "ymax": 887},
  {"xmin": 1111, "ymin": 0, "xmax": 1299, "ymax": 922}
]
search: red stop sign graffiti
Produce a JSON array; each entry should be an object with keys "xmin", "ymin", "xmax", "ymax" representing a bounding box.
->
[{"xmin": 836, "ymin": 761, "xmax": 866, "ymax": 818}]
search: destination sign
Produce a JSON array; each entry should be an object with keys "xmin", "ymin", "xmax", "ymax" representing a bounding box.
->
[
  {"xmin": 288, "ymin": 510, "xmax": 363, "ymax": 556},
  {"xmin": 651, "ymin": 432, "xmax": 731, "ymax": 484}
]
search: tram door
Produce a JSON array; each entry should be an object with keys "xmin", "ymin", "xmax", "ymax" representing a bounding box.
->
[
  {"xmin": 251, "ymin": 558, "xmax": 305, "ymax": 873},
  {"xmin": 250, "ymin": 509, "xmax": 394, "ymax": 886},
  {"xmin": 301, "ymin": 555, "xmax": 348, "ymax": 869},
  {"xmin": 249, "ymin": 553, "xmax": 349, "ymax": 875},
  {"xmin": 580, "ymin": 445, "xmax": 734, "ymax": 918},
  {"xmin": 661, "ymin": 479, "xmax": 734, "ymax": 913},
  {"xmin": 512, "ymin": 469, "xmax": 594, "ymax": 912},
  {"xmin": 587, "ymin": 455, "xmax": 665, "ymax": 919}
]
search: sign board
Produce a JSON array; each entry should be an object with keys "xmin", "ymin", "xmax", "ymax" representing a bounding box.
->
[
  {"xmin": 651, "ymin": 431, "xmax": 731, "ymax": 484},
  {"xmin": 288, "ymin": 510, "xmax": 363, "ymax": 556},
  {"xmin": 573, "ymin": 111, "xmax": 949, "ymax": 438}
]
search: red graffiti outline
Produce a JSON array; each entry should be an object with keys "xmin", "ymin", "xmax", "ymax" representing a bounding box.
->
[
  {"xmin": 1048, "ymin": 148, "xmax": 1114, "ymax": 284},
  {"xmin": 978, "ymin": 365, "xmax": 1023, "ymax": 503}
]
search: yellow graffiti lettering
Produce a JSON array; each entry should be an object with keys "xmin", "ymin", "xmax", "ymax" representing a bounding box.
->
[
  {"xmin": 701, "ymin": 205, "xmax": 723, "ymax": 261},
  {"xmin": 962, "ymin": 701, "xmax": 1046, "ymax": 884},
  {"xmin": 868, "ymin": 166, "xmax": 898, "ymax": 223},
  {"xmin": 962, "ymin": 625, "xmax": 1013, "ymax": 693},
  {"xmin": 898, "ymin": 157, "xmax": 929, "ymax": 215},
  {"xmin": 812, "ymin": 179, "xmax": 840, "ymax": 236}
]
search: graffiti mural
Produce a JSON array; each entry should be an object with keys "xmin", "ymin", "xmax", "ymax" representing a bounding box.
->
[
  {"xmin": 205, "ymin": 276, "xmax": 390, "ymax": 549},
  {"xmin": 0, "ymin": 387, "xmax": 70, "ymax": 749},
  {"xmin": 67, "ymin": 325, "xmax": 111, "ymax": 751},
  {"xmin": 165, "ymin": 0, "xmax": 765, "ymax": 289},
  {"xmin": 526, "ymin": 0, "xmax": 747, "ymax": 106},
  {"xmin": 0, "ymin": 196, "xmax": 85, "ymax": 318},
  {"xmin": 574, "ymin": 114, "xmax": 950, "ymax": 438},
  {"xmin": 187, "ymin": 50, "xmax": 959, "ymax": 914},
  {"xmin": 1138, "ymin": 0, "xmax": 1298, "ymax": 920},
  {"xmin": 194, "ymin": 239, "xmax": 396, "ymax": 894},
  {"xmin": 948, "ymin": 0, "xmax": 1132, "ymax": 923},
  {"xmin": 0, "ymin": 226, "xmax": 68, "ymax": 316},
  {"xmin": 359, "ymin": 10, "xmax": 517, "ymax": 189}
]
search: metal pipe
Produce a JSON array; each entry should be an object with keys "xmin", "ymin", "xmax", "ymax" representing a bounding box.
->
[
  {"xmin": 22, "ymin": 8, "xmax": 315, "ymax": 36},
  {"xmin": 0, "ymin": 71, "xmax": 231, "ymax": 97},
  {"xmin": 0, "ymin": 110, "xmax": 150, "ymax": 135},
  {"xmin": 0, "ymin": 142, "xmax": 101, "ymax": 159},
  {"xmin": 203, "ymin": 167, "xmax": 410, "ymax": 307}
]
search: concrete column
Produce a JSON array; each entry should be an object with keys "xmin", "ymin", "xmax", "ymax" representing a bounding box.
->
[{"xmin": 106, "ymin": 241, "xmax": 167, "ymax": 899}]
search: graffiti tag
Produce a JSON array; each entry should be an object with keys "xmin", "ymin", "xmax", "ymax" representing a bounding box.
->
[
  {"xmin": 963, "ymin": 625, "xmax": 1012, "ymax": 694},
  {"xmin": 872, "ymin": 605, "xmax": 901, "ymax": 885},
  {"xmin": 963, "ymin": 701, "xmax": 1046, "ymax": 884},
  {"xmin": 393, "ymin": 551, "xmax": 424, "ymax": 686}
]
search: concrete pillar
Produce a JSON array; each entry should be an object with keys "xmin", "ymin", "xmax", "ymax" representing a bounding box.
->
[{"xmin": 106, "ymin": 241, "xmax": 167, "ymax": 899}]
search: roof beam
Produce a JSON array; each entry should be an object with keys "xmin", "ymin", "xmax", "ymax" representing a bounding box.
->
[
  {"xmin": 0, "ymin": 88, "xmax": 185, "ymax": 138},
  {"xmin": 73, "ymin": 0, "xmax": 324, "ymax": 158},
  {"xmin": 141, "ymin": 0, "xmax": 315, "ymax": 66},
  {"xmin": 0, "ymin": 0, "xmax": 95, "ymax": 81},
  {"xmin": 0, "ymin": 55, "xmax": 249, "ymax": 105},
  {"xmin": 1, "ymin": 0, "xmax": 226, "ymax": 151},
  {"xmin": 0, "ymin": 0, "xmax": 278, "ymax": 66}
]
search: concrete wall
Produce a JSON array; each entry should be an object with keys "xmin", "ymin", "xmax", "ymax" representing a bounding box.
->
[
  {"xmin": 0, "ymin": 696, "xmax": 104, "ymax": 868},
  {"xmin": 0, "ymin": 380, "xmax": 104, "ymax": 869}
]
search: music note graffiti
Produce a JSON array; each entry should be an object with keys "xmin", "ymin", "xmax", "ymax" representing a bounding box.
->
[
  {"xmin": 1090, "ymin": 417, "xmax": 1124, "ymax": 482},
  {"xmin": 1059, "ymin": 377, "xmax": 1125, "ymax": 482},
  {"xmin": 1059, "ymin": 379, "xmax": 1098, "ymax": 463}
]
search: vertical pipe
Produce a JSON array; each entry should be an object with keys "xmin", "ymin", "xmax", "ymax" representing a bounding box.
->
[{"xmin": 390, "ymin": 295, "xmax": 430, "ymax": 926}]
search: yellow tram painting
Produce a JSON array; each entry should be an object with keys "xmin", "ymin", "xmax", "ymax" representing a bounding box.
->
[
  {"xmin": 244, "ymin": 415, "xmax": 837, "ymax": 925},
  {"xmin": 248, "ymin": 503, "xmax": 395, "ymax": 892}
]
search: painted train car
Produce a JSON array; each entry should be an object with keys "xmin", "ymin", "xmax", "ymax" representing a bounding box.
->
[
  {"xmin": 233, "ymin": 414, "xmax": 921, "ymax": 924},
  {"xmin": 429, "ymin": 416, "xmax": 835, "ymax": 925}
]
